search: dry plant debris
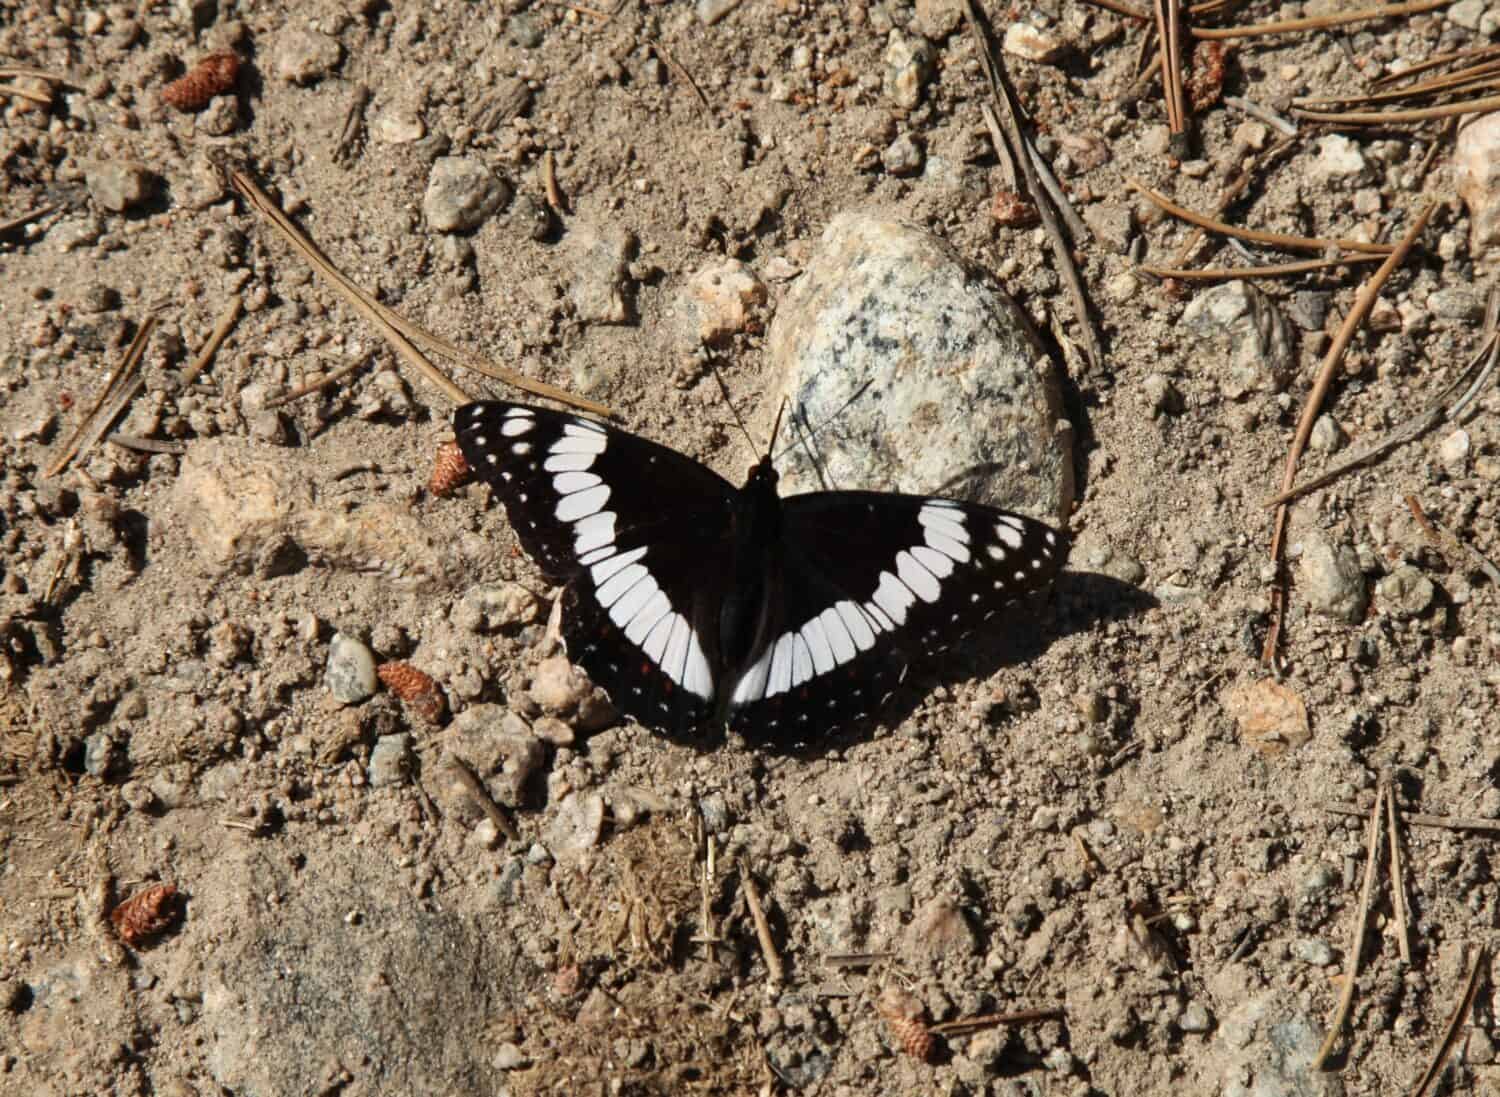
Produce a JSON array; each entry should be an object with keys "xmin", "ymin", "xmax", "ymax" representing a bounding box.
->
[
  {"xmin": 427, "ymin": 440, "xmax": 472, "ymax": 497},
  {"xmin": 874, "ymin": 986, "xmax": 936, "ymax": 1063},
  {"xmin": 110, "ymin": 883, "xmax": 180, "ymax": 947},
  {"xmin": 376, "ymin": 661, "xmax": 445, "ymax": 723},
  {"xmin": 161, "ymin": 52, "xmax": 240, "ymax": 111}
]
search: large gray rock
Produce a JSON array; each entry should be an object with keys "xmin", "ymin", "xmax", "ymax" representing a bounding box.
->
[{"xmin": 764, "ymin": 211, "xmax": 1071, "ymax": 521}]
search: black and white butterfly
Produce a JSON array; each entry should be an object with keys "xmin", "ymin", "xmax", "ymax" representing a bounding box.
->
[{"xmin": 454, "ymin": 401, "xmax": 1068, "ymax": 743}]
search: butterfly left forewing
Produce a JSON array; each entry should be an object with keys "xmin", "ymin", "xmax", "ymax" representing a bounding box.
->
[
  {"xmin": 455, "ymin": 401, "xmax": 738, "ymax": 733},
  {"xmin": 727, "ymin": 491, "xmax": 1067, "ymax": 741}
]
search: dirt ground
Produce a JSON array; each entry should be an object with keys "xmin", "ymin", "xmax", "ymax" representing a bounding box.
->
[{"xmin": 2, "ymin": 1, "xmax": 1500, "ymax": 1095}]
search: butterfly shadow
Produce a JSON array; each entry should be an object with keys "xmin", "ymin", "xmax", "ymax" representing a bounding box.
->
[{"xmin": 639, "ymin": 570, "xmax": 1155, "ymax": 760}]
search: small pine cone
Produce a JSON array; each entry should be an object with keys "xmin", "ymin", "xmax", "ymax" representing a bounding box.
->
[
  {"xmin": 990, "ymin": 190, "xmax": 1038, "ymax": 227},
  {"xmin": 875, "ymin": 986, "xmax": 935, "ymax": 1063},
  {"xmin": 429, "ymin": 440, "xmax": 471, "ymax": 497},
  {"xmin": 377, "ymin": 661, "xmax": 445, "ymax": 723},
  {"xmin": 110, "ymin": 883, "xmax": 179, "ymax": 947},
  {"xmin": 161, "ymin": 52, "xmax": 241, "ymax": 112}
]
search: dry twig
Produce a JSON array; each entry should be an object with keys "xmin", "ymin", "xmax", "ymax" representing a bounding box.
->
[
  {"xmin": 1130, "ymin": 179, "xmax": 1395, "ymax": 254},
  {"xmin": 1155, "ymin": 0, "xmax": 1189, "ymax": 134},
  {"xmin": 1140, "ymin": 254, "xmax": 1382, "ymax": 281},
  {"xmin": 929, "ymin": 1005, "xmax": 1066, "ymax": 1036},
  {"xmin": 1311, "ymin": 783, "xmax": 1385, "ymax": 1071},
  {"xmin": 1263, "ymin": 204, "xmax": 1434, "ymax": 666},
  {"xmin": 1293, "ymin": 91, "xmax": 1500, "ymax": 124},
  {"xmin": 739, "ymin": 859, "xmax": 784, "ymax": 986},
  {"xmin": 442, "ymin": 755, "xmax": 520, "ymax": 842},
  {"xmin": 263, "ymin": 356, "xmax": 373, "ymax": 408},
  {"xmin": 178, "ymin": 295, "xmax": 242, "ymax": 388},
  {"xmin": 966, "ymin": 0, "xmax": 1102, "ymax": 370},
  {"xmin": 1410, "ymin": 945, "xmax": 1487, "ymax": 1097},
  {"xmin": 1325, "ymin": 802, "xmax": 1500, "ymax": 834},
  {"xmin": 0, "ymin": 202, "xmax": 61, "ymax": 237},
  {"xmin": 1194, "ymin": 0, "xmax": 1449, "ymax": 39},
  {"xmin": 1264, "ymin": 327, "xmax": 1497, "ymax": 507},
  {"xmin": 46, "ymin": 316, "xmax": 156, "ymax": 479},
  {"xmin": 228, "ymin": 169, "xmax": 609, "ymax": 415},
  {"xmin": 1382, "ymin": 773, "xmax": 1412, "ymax": 966}
]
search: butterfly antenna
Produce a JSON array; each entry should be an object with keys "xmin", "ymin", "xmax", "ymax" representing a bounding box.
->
[
  {"xmin": 767, "ymin": 398, "xmax": 787, "ymax": 459},
  {"xmin": 708, "ymin": 362, "xmax": 760, "ymax": 459},
  {"xmin": 771, "ymin": 376, "xmax": 875, "ymax": 463}
]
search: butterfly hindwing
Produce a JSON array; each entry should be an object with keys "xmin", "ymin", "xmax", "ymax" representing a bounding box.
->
[
  {"xmin": 727, "ymin": 492, "xmax": 1068, "ymax": 740},
  {"xmin": 455, "ymin": 402, "xmax": 736, "ymax": 733}
]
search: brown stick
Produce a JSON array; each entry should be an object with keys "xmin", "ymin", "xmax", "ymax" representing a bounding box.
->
[
  {"xmin": 178, "ymin": 295, "xmax": 242, "ymax": 388},
  {"xmin": 1383, "ymin": 774, "xmax": 1413, "ymax": 966},
  {"xmin": 930, "ymin": 1006, "xmax": 1066, "ymax": 1036},
  {"xmin": 740, "ymin": 859, "xmax": 785, "ymax": 986},
  {"xmin": 1410, "ymin": 945, "xmax": 1488, "ymax": 1097},
  {"xmin": 0, "ymin": 202, "xmax": 60, "ymax": 236},
  {"xmin": 967, "ymin": 0, "xmax": 1103, "ymax": 370},
  {"xmin": 1129, "ymin": 180, "xmax": 1395, "ymax": 254},
  {"xmin": 1372, "ymin": 42, "xmax": 1500, "ymax": 87},
  {"xmin": 46, "ymin": 316, "xmax": 156, "ymax": 479},
  {"xmin": 1193, "ymin": 0, "xmax": 1450, "ymax": 39},
  {"xmin": 1312, "ymin": 784, "xmax": 1386, "ymax": 1071},
  {"xmin": 1155, "ymin": 0, "xmax": 1188, "ymax": 133},
  {"xmin": 441, "ymin": 756, "xmax": 520, "ymax": 842},
  {"xmin": 1139, "ymin": 254, "xmax": 1383, "ymax": 280},
  {"xmin": 229, "ymin": 169, "xmax": 610, "ymax": 415},
  {"xmin": 1325, "ymin": 802, "xmax": 1500, "ymax": 834},
  {"xmin": 1293, "ymin": 92, "xmax": 1500, "ymax": 124},
  {"xmin": 1262, "ymin": 203, "xmax": 1434, "ymax": 665}
]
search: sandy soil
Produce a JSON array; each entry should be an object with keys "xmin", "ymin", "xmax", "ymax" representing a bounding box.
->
[{"xmin": 2, "ymin": 1, "xmax": 1499, "ymax": 1095}]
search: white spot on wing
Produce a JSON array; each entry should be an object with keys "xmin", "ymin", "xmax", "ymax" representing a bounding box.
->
[
  {"xmin": 544, "ymin": 451, "xmax": 595, "ymax": 472},
  {"xmin": 791, "ymin": 633, "xmax": 814, "ymax": 686},
  {"xmin": 622, "ymin": 589, "xmax": 672, "ymax": 642},
  {"xmin": 730, "ymin": 645, "xmax": 773, "ymax": 704},
  {"xmin": 589, "ymin": 545, "xmax": 647, "ymax": 586},
  {"xmin": 500, "ymin": 417, "xmax": 532, "ymax": 437},
  {"xmin": 911, "ymin": 545, "xmax": 955, "ymax": 579},
  {"xmin": 818, "ymin": 606, "xmax": 858, "ymax": 663},
  {"xmin": 799, "ymin": 615, "xmax": 836, "ymax": 675},
  {"xmin": 641, "ymin": 613, "xmax": 675, "ymax": 663},
  {"xmin": 553, "ymin": 470, "xmax": 602, "ymax": 495},
  {"xmin": 596, "ymin": 563, "xmax": 648, "ymax": 608},
  {"xmin": 871, "ymin": 571, "xmax": 914, "ymax": 625},
  {"xmin": 574, "ymin": 511, "xmax": 616, "ymax": 555},
  {"xmin": 662, "ymin": 615, "xmax": 692, "ymax": 687},
  {"xmin": 995, "ymin": 522, "xmax": 1023, "ymax": 550},
  {"xmin": 834, "ymin": 600, "xmax": 877, "ymax": 650},
  {"xmin": 552, "ymin": 430, "xmax": 608, "ymax": 456},
  {"xmin": 568, "ymin": 417, "xmax": 607, "ymax": 435},
  {"xmin": 610, "ymin": 576, "xmax": 660, "ymax": 626},
  {"xmin": 556, "ymin": 483, "xmax": 610, "ymax": 522},
  {"xmin": 768, "ymin": 633, "xmax": 795, "ymax": 695},
  {"xmin": 682, "ymin": 630, "xmax": 713, "ymax": 699},
  {"xmin": 896, "ymin": 550, "xmax": 942, "ymax": 602}
]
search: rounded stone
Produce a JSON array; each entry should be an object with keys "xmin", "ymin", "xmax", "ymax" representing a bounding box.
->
[
  {"xmin": 367, "ymin": 733, "xmax": 411, "ymax": 788},
  {"xmin": 1298, "ymin": 533, "xmax": 1368, "ymax": 624},
  {"xmin": 423, "ymin": 157, "xmax": 511, "ymax": 234},
  {"xmin": 1376, "ymin": 566, "xmax": 1434, "ymax": 619},
  {"xmin": 764, "ymin": 211, "xmax": 1072, "ymax": 521},
  {"xmin": 273, "ymin": 28, "xmax": 343, "ymax": 84},
  {"xmin": 1181, "ymin": 282, "xmax": 1293, "ymax": 399},
  {"xmin": 86, "ymin": 162, "xmax": 157, "ymax": 213},
  {"xmin": 327, "ymin": 632, "xmax": 378, "ymax": 704}
]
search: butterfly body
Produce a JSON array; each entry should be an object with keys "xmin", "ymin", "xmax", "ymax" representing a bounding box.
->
[{"xmin": 455, "ymin": 401, "xmax": 1067, "ymax": 743}]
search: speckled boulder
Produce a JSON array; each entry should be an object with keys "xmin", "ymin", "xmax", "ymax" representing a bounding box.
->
[{"xmin": 764, "ymin": 211, "xmax": 1071, "ymax": 522}]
